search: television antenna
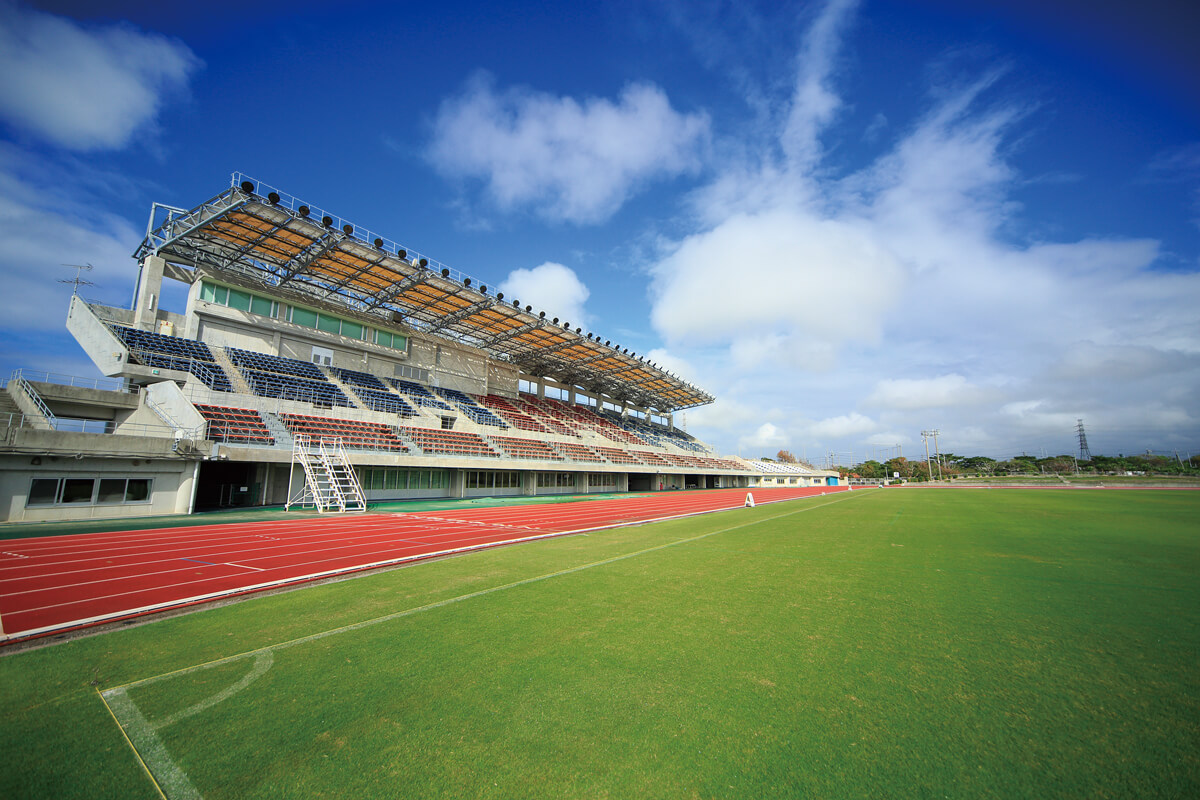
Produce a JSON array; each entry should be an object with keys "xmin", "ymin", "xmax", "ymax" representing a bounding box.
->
[{"xmin": 60, "ymin": 263, "xmax": 95, "ymax": 296}]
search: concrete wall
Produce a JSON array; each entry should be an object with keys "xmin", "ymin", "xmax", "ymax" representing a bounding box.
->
[{"xmin": 0, "ymin": 453, "xmax": 194, "ymax": 522}]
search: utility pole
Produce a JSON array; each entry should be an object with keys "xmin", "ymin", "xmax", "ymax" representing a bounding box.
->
[
  {"xmin": 921, "ymin": 430, "xmax": 935, "ymax": 481},
  {"xmin": 931, "ymin": 429, "xmax": 943, "ymax": 480}
]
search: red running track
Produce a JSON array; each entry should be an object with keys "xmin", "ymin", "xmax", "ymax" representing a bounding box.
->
[{"xmin": 0, "ymin": 486, "xmax": 846, "ymax": 643}]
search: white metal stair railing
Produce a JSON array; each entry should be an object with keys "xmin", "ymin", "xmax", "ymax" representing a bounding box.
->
[
  {"xmin": 317, "ymin": 438, "xmax": 367, "ymax": 513},
  {"xmin": 285, "ymin": 434, "xmax": 366, "ymax": 513},
  {"xmin": 286, "ymin": 434, "xmax": 338, "ymax": 513}
]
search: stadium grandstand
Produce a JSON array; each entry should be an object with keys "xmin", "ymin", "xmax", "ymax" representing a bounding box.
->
[{"xmin": 0, "ymin": 173, "xmax": 838, "ymax": 522}]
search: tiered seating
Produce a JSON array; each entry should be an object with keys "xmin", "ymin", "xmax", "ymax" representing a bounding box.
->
[
  {"xmin": 331, "ymin": 367, "xmax": 387, "ymax": 390},
  {"xmin": 194, "ymin": 404, "xmax": 274, "ymax": 445},
  {"xmin": 436, "ymin": 388, "xmax": 507, "ymax": 428},
  {"xmin": 490, "ymin": 435, "xmax": 564, "ymax": 461},
  {"xmin": 278, "ymin": 413, "xmax": 406, "ymax": 451},
  {"xmin": 633, "ymin": 450, "xmax": 672, "ymax": 467},
  {"xmin": 402, "ymin": 427, "xmax": 498, "ymax": 458},
  {"xmin": 352, "ymin": 387, "xmax": 417, "ymax": 417},
  {"xmin": 227, "ymin": 347, "xmax": 353, "ymax": 408},
  {"xmin": 514, "ymin": 395, "xmax": 579, "ymax": 436},
  {"xmin": 110, "ymin": 325, "xmax": 232, "ymax": 392},
  {"xmin": 595, "ymin": 446, "xmax": 646, "ymax": 466},
  {"xmin": 554, "ymin": 442, "xmax": 605, "ymax": 463},
  {"xmin": 390, "ymin": 379, "xmax": 452, "ymax": 410},
  {"xmin": 480, "ymin": 395, "xmax": 551, "ymax": 434}
]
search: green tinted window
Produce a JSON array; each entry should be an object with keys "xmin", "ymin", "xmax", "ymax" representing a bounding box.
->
[
  {"xmin": 250, "ymin": 295, "xmax": 273, "ymax": 317},
  {"xmin": 291, "ymin": 307, "xmax": 317, "ymax": 328},
  {"xmin": 341, "ymin": 320, "xmax": 363, "ymax": 339},
  {"xmin": 227, "ymin": 289, "xmax": 252, "ymax": 311},
  {"xmin": 200, "ymin": 283, "xmax": 217, "ymax": 303},
  {"xmin": 375, "ymin": 330, "xmax": 392, "ymax": 348},
  {"xmin": 317, "ymin": 313, "xmax": 341, "ymax": 334}
]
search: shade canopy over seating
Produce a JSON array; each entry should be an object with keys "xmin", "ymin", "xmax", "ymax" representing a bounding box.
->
[{"xmin": 137, "ymin": 174, "xmax": 713, "ymax": 413}]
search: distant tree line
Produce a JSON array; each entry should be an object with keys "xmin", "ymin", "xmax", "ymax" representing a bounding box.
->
[{"xmin": 844, "ymin": 452, "xmax": 1199, "ymax": 481}]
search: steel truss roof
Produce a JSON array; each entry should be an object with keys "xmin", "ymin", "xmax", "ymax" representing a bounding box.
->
[{"xmin": 136, "ymin": 176, "xmax": 713, "ymax": 412}]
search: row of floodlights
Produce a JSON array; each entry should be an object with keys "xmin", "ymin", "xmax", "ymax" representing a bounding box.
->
[{"xmin": 238, "ymin": 180, "xmax": 688, "ymax": 386}]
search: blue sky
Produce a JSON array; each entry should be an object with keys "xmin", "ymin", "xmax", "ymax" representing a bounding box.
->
[{"xmin": 1, "ymin": 0, "xmax": 1197, "ymax": 462}]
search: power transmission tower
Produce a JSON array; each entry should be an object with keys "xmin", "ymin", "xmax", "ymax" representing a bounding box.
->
[{"xmin": 1076, "ymin": 419, "xmax": 1092, "ymax": 461}]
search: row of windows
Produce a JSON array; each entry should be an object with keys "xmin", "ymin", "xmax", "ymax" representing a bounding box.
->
[
  {"xmin": 28, "ymin": 477, "xmax": 152, "ymax": 507},
  {"xmin": 588, "ymin": 473, "xmax": 617, "ymax": 487},
  {"xmin": 200, "ymin": 281, "xmax": 407, "ymax": 352},
  {"xmin": 356, "ymin": 468, "xmax": 449, "ymax": 491},
  {"xmin": 465, "ymin": 471, "xmax": 520, "ymax": 490},
  {"xmin": 537, "ymin": 472, "xmax": 575, "ymax": 488}
]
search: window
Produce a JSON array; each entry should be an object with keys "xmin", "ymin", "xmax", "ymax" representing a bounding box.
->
[
  {"xmin": 311, "ymin": 346, "xmax": 333, "ymax": 367},
  {"xmin": 97, "ymin": 479, "xmax": 126, "ymax": 504},
  {"xmin": 341, "ymin": 320, "xmax": 363, "ymax": 340},
  {"xmin": 28, "ymin": 478, "xmax": 59, "ymax": 505},
  {"xmin": 375, "ymin": 330, "xmax": 393, "ymax": 348},
  {"xmin": 250, "ymin": 295, "xmax": 274, "ymax": 317},
  {"xmin": 27, "ymin": 477, "xmax": 152, "ymax": 507},
  {"xmin": 227, "ymin": 288, "xmax": 252, "ymax": 312},
  {"xmin": 291, "ymin": 307, "xmax": 318, "ymax": 328},
  {"xmin": 317, "ymin": 313, "xmax": 341, "ymax": 335}
]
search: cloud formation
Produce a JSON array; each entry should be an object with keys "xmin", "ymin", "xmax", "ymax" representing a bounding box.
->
[
  {"xmin": 0, "ymin": 2, "xmax": 200, "ymax": 150},
  {"xmin": 646, "ymin": 0, "xmax": 1200, "ymax": 459},
  {"xmin": 428, "ymin": 73, "xmax": 709, "ymax": 224},
  {"xmin": 498, "ymin": 262, "xmax": 591, "ymax": 328}
]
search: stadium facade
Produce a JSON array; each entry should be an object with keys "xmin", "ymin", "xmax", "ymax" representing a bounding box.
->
[{"xmin": 0, "ymin": 174, "xmax": 837, "ymax": 522}]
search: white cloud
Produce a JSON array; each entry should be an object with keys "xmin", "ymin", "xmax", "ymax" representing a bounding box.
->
[
  {"xmin": 645, "ymin": 0, "xmax": 1200, "ymax": 459},
  {"xmin": 498, "ymin": 262, "xmax": 591, "ymax": 327},
  {"xmin": 650, "ymin": 210, "xmax": 904, "ymax": 353},
  {"xmin": 0, "ymin": 2, "xmax": 200, "ymax": 150},
  {"xmin": 428, "ymin": 73, "xmax": 709, "ymax": 224},
  {"xmin": 808, "ymin": 412, "xmax": 876, "ymax": 439},
  {"xmin": 866, "ymin": 375, "xmax": 991, "ymax": 410},
  {"xmin": 740, "ymin": 422, "xmax": 789, "ymax": 451}
]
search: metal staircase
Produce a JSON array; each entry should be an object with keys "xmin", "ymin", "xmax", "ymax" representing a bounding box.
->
[{"xmin": 285, "ymin": 434, "xmax": 367, "ymax": 513}]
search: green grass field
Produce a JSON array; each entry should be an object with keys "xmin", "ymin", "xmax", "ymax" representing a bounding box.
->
[{"xmin": 3, "ymin": 489, "xmax": 1197, "ymax": 798}]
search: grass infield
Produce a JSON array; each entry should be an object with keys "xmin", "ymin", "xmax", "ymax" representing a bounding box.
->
[{"xmin": 2, "ymin": 489, "xmax": 1197, "ymax": 798}]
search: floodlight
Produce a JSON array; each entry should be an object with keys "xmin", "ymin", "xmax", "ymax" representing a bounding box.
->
[
  {"xmin": 526, "ymin": 305, "xmax": 532, "ymax": 312},
  {"xmin": 441, "ymin": 268, "xmax": 450, "ymax": 277},
  {"xmin": 540, "ymin": 311, "xmax": 546, "ymax": 319},
  {"xmin": 373, "ymin": 237, "xmax": 383, "ymax": 248},
  {"xmin": 342, "ymin": 224, "xmax": 353, "ymax": 236},
  {"xmin": 496, "ymin": 292, "xmax": 503, "ymax": 300},
  {"xmin": 418, "ymin": 258, "xmax": 428, "ymax": 267},
  {"xmin": 552, "ymin": 317, "xmax": 559, "ymax": 324},
  {"xmin": 322, "ymin": 215, "xmax": 333, "ymax": 227},
  {"xmin": 480, "ymin": 284, "xmax": 487, "ymax": 293},
  {"xmin": 240, "ymin": 180, "xmax": 255, "ymax": 194},
  {"xmin": 463, "ymin": 278, "xmax": 471, "ymax": 287},
  {"xmin": 397, "ymin": 249, "xmax": 407, "ymax": 259},
  {"xmin": 298, "ymin": 205, "xmax": 310, "ymax": 217},
  {"xmin": 267, "ymin": 192, "xmax": 280, "ymax": 204}
]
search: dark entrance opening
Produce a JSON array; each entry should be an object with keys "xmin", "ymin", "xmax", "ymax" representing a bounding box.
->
[
  {"xmin": 628, "ymin": 473, "xmax": 654, "ymax": 492},
  {"xmin": 196, "ymin": 461, "xmax": 260, "ymax": 510}
]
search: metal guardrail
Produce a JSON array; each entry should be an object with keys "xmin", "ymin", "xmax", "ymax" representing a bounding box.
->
[
  {"xmin": 10, "ymin": 368, "xmax": 135, "ymax": 394},
  {"xmin": 13, "ymin": 376, "xmax": 56, "ymax": 426},
  {"xmin": 0, "ymin": 412, "xmax": 196, "ymax": 440}
]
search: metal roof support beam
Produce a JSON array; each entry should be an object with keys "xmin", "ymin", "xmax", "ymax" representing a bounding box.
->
[
  {"xmin": 137, "ymin": 188, "xmax": 248, "ymax": 260},
  {"xmin": 421, "ymin": 296, "xmax": 496, "ymax": 335},
  {"xmin": 274, "ymin": 229, "xmax": 345, "ymax": 289},
  {"xmin": 364, "ymin": 270, "xmax": 432, "ymax": 311}
]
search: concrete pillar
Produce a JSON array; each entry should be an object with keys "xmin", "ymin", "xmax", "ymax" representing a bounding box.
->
[
  {"xmin": 537, "ymin": 379, "xmax": 545, "ymax": 399},
  {"xmin": 134, "ymin": 255, "xmax": 166, "ymax": 330},
  {"xmin": 568, "ymin": 386, "xmax": 575, "ymax": 405}
]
